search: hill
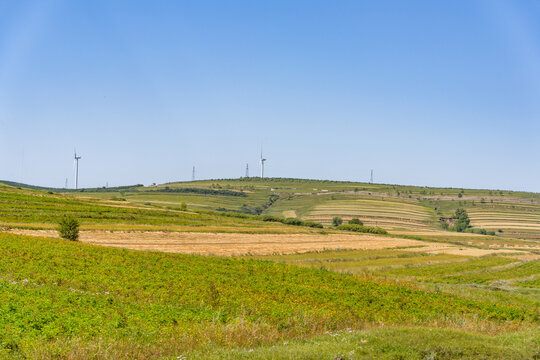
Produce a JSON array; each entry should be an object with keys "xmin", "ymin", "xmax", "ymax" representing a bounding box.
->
[{"xmin": 0, "ymin": 178, "xmax": 538, "ymax": 358}]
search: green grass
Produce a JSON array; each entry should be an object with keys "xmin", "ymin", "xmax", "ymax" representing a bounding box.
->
[
  {"xmin": 0, "ymin": 185, "xmax": 317, "ymax": 233},
  {"xmin": 249, "ymin": 249, "xmax": 471, "ymax": 273},
  {"xmin": 185, "ymin": 327, "xmax": 540, "ymax": 360},
  {"xmin": 438, "ymin": 261, "xmax": 540, "ymax": 285},
  {"xmin": 0, "ymin": 232, "xmax": 534, "ymax": 359},
  {"xmin": 379, "ymin": 257, "xmax": 516, "ymax": 279},
  {"xmin": 0, "ymin": 178, "xmax": 538, "ymax": 359}
]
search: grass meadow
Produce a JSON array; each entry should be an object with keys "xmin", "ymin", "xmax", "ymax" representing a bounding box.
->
[{"xmin": 0, "ymin": 178, "xmax": 538, "ymax": 358}]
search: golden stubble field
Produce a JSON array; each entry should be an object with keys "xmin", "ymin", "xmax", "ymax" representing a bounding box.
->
[{"xmin": 8, "ymin": 229, "xmax": 532, "ymax": 257}]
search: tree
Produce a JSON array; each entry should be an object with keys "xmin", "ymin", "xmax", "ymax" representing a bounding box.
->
[
  {"xmin": 453, "ymin": 208, "xmax": 470, "ymax": 232},
  {"xmin": 332, "ymin": 217, "xmax": 343, "ymax": 226},
  {"xmin": 59, "ymin": 217, "xmax": 80, "ymax": 241},
  {"xmin": 348, "ymin": 218, "xmax": 363, "ymax": 225},
  {"xmin": 180, "ymin": 202, "xmax": 187, "ymax": 211}
]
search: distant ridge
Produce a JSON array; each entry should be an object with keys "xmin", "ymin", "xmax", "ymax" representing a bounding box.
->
[{"xmin": 0, "ymin": 180, "xmax": 142, "ymax": 193}]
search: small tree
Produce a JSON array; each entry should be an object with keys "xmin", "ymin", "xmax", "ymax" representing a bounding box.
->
[
  {"xmin": 180, "ymin": 202, "xmax": 187, "ymax": 211},
  {"xmin": 348, "ymin": 218, "xmax": 363, "ymax": 225},
  {"xmin": 59, "ymin": 217, "xmax": 79, "ymax": 241},
  {"xmin": 332, "ymin": 216, "xmax": 343, "ymax": 226},
  {"xmin": 453, "ymin": 208, "xmax": 470, "ymax": 232}
]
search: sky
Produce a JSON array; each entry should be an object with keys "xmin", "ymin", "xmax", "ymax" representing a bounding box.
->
[{"xmin": 0, "ymin": 0, "xmax": 539, "ymax": 192}]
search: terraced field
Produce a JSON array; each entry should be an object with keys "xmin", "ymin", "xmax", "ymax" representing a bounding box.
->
[
  {"xmin": 302, "ymin": 198, "xmax": 435, "ymax": 230},
  {"xmin": 466, "ymin": 202, "xmax": 540, "ymax": 240}
]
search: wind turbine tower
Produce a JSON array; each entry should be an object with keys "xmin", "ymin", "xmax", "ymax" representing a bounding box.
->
[
  {"xmin": 370, "ymin": 169, "xmax": 374, "ymax": 184},
  {"xmin": 192, "ymin": 166, "xmax": 195, "ymax": 181},
  {"xmin": 245, "ymin": 163, "xmax": 249, "ymax": 178},
  {"xmin": 74, "ymin": 150, "xmax": 82, "ymax": 190},
  {"xmin": 260, "ymin": 150, "xmax": 267, "ymax": 178}
]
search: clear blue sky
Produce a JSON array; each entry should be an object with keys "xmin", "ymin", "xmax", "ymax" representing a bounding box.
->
[{"xmin": 0, "ymin": 1, "xmax": 539, "ymax": 192}]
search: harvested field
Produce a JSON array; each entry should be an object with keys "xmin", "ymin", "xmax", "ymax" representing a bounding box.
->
[
  {"xmin": 7, "ymin": 229, "xmax": 531, "ymax": 257},
  {"xmin": 7, "ymin": 230, "xmax": 422, "ymax": 255},
  {"xmin": 303, "ymin": 198, "xmax": 434, "ymax": 230},
  {"xmin": 399, "ymin": 243, "xmax": 524, "ymax": 257}
]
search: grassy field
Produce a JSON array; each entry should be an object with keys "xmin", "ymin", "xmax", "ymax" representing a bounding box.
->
[
  {"xmin": 2, "ymin": 232, "xmax": 537, "ymax": 359},
  {"xmin": 0, "ymin": 178, "xmax": 538, "ymax": 358},
  {"xmin": 49, "ymin": 177, "xmax": 539, "ymax": 241},
  {"xmin": 0, "ymin": 184, "xmax": 321, "ymax": 234}
]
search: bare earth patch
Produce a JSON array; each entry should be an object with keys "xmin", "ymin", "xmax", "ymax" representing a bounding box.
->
[
  {"xmin": 282, "ymin": 210, "xmax": 297, "ymax": 218},
  {"xmin": 7, "ymin": 229, "xmax": 535, "ymax": 258}
]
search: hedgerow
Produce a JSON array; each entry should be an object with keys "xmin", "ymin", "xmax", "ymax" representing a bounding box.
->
[{"xmin": 336, "ymin": 224, "xmax": 388, "ymax": 234}]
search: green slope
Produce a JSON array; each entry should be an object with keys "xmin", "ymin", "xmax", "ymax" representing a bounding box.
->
[{"xmin": 0, "ymin": 232, "xmax": 535, "ymax": 359}]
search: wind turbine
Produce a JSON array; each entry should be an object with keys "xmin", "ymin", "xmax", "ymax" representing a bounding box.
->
[
  {"xmin": 74, "ymin": 150, "xmax": 81, "ymax": 190},
  {"xmin": 260, "ymin": 149, "xmax": 267, "ymax": 178}
]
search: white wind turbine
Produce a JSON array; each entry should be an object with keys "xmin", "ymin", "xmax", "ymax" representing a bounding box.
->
[
  {"xmin": 260, "ymin": 149, "xmax": 267, "ymax": 178},
  {"xmin": 74, "ymin": 149, "xmax": 82, "ymax": 189}
]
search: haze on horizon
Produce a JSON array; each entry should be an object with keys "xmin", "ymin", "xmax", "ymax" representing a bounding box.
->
[{"xmin": 0, "ymin": 1, "xmax": 539, "ymax": 192}]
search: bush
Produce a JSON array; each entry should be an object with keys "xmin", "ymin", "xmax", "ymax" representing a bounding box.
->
[
  {"xmin": 58, "ymin": 217, "xmax": 80, "ymax": 241},
  {"xmin": 303, "ymin": 221, "xmax": 324, "ymax": 229},
  {"xmin": 332, "ymin": 217, "xmax": 343, "ymax": 226},
  {"xmin": 261, "ymin": 215, "xmax": 282, "ymax": 222},
  {"xmin": 283, "ymin": 218, "xmax": 303, "ymax": 226},
  {"xmin": 348, "ymin": 218, "xmax": 363, "ymax": 225},
  {"xmin": 180, "ymin": 202, "xmax": 187, "ymax": 211},
  {"xmin": 336, "ymin": 224, "xmax": 387, "ymax": 235},
  {"xmin": 259, "ymin": 215, "xmax": 323, "ymax": 228}
]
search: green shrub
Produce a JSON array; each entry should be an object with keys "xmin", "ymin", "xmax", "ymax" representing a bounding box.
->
[
  {"xmin": 303, "ymin": 221, "xmax": 324, "ymax": 228},
  {"xmin": 180, "ymin": 202, "xmax": 187, "ymax": 211},
  {"xmin": 332, "ymin": 217, "xmax": 343, "ymax": 226},
  {"xmin": 260, "ymin": 215, "xmax": 323, "ymax": 228},
  {"xmin": 283, "ymin": 218, "xmax": 303, "ymax": 226},
  {"xmin": 348, "ymin": 218, "xmax": 363, "ymax": 225},
  {"xmin": 336, "ymin": 224, "xmax": 387, "ymax": 234},
  {"xmin": 58, "ymin": 217, "xmax": 80, "ymax": 241},
  {"xmin": 261, "ymin": 215, "xmax": 282, "ymax": 222}
]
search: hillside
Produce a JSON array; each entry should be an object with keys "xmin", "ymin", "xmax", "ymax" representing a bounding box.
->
[
  {"xmin": 0, "ymin": 179, "xmax": 538, "ymax": 358},
  {"xmin": 69, "ymin": 177, "xmax": 540, "ymax": 241},
  {"xmin": 0, "ymin": 232, "xmax": 537, "ymax": 359}
]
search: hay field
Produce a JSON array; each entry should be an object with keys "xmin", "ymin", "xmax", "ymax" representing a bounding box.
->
[
  {"xmin": 302, "ymin": 198, "xmax": 435, "ymax": 230},
  {"xmin": 11, "ymin": 229, "xmax": 528, "ymax": 258},
  {"xmin": 466, "ymin": 201, "xmax": 540, "ymax": 240}
]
